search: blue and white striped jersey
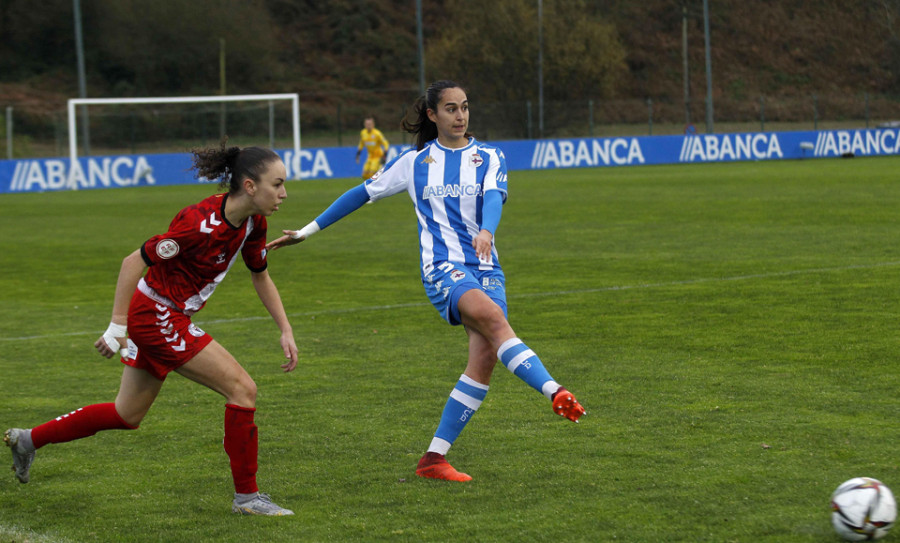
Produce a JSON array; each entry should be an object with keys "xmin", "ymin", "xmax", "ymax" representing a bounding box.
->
[{"xmin": 364, "ymin": 137, "xmax": 508, "ymax": 275}]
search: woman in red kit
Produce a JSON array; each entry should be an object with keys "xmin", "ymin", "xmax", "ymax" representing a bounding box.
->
[{"xmin": 4, "ymin": 142, "xmax": 298, "ymax": 516}]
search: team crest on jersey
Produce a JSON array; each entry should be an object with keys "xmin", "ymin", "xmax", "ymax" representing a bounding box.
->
[
  {"xmin": 450, "ymin": 270, "xmax": 466, "ymax": 282},
  {"xmin": 421, "ymin": 156, "xmax": 437, "ymax": 165},
  {"xmin": 188, "ymin": 324, "xmax": 206, "ymax": 338},
  {"xmin": 156, "ymin": 239, "xmax": 179, "ymax": 259},
  {"xmin": 469, "ymin": 153, "xmax": 484, "ymax": 167}
]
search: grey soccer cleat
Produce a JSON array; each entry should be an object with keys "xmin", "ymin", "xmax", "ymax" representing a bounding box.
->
[
  {"xmin": 232, "ymin": 492, "xmax": 294, "ymax": 516},
  {"xmin": 4, "ymin": 428, "xmax": 35, "ymax": 484}
]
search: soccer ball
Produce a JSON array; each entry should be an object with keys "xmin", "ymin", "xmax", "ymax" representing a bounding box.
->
[{"xmin": 831, "ymin": 477, "xmax": 896, "ymax": 541}]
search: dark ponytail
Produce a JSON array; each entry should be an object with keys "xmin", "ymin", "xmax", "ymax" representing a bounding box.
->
[
  {"xmin": 191, "ymin": 138, "xmax": 280, "ymax": 193},
  {"xmin": 401, "ymin": 80, "xmax": 469, "ymax": 150}
]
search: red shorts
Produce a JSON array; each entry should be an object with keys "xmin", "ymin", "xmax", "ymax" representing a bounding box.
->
[{"xmin": 121, "ymin": 290, "xmax": 213, "ymax": 381}]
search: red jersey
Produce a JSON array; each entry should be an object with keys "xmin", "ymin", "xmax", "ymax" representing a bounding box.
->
[{"xmin": 138, "ymin": 193, "xmax": 268, "ymax": 315}]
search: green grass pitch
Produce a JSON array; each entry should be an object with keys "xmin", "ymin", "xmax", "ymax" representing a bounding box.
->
[{"xmin": 1, "ymin": 156, "xmax": 899, "ymax": 542}]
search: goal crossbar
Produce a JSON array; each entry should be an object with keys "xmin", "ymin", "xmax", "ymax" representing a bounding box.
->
[{"xmin": 67, "ymin": 93, "xmax": 301, "ymax": 184}]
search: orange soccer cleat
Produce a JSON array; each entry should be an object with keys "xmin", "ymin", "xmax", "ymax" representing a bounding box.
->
[
  {"xmin": 415, "ymin": 452, "xmax": 473, "ymax": 482},
  {"xmin": 552, "ymin": 387, "xmax": 586, "ymax": 423}
]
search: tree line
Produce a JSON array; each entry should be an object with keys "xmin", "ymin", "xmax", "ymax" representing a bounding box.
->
[{"xmin": 1, "ymin": 0, "xmax": 898, "ymax": 113}]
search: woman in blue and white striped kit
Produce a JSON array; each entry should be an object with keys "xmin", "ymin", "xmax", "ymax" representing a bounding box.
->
[{"xmin": 268, "ymin": 80, "xmax": 585, "ymax": 481}]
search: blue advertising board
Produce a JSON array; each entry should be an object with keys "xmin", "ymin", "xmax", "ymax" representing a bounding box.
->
[{"xmin": 1, "ymin": 128, "xmax": 898, "ymax": 194}]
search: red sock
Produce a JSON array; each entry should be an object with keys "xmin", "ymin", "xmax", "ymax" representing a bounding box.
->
[
  {"xmin": 224, "ymin": 404, "xmax": 259, "ymax": 494},
  {"xmin": 31, "ymin": 402, "xmax": 137, "ymax": 449}
]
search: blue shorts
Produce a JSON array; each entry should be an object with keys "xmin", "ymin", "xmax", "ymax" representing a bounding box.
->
[{"xmin": 422, "ymin": 262, "xmax": 507, "ymax": 326}]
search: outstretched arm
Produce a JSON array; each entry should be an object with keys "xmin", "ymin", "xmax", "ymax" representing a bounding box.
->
[
  {"xmin": 267, "ymin": 183, "xmax": 371, "ymax": 250},
  {"xmin": 251, "ymin": 269, "xmax": 298, "ymax": 372}
]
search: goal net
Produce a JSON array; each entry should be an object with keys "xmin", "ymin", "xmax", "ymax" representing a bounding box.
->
[{"xmin": 67, "ymin": 94, "xmax": 301, "ymax": 185}]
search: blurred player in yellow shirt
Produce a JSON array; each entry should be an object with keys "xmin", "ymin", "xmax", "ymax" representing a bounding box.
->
[{"xmin": 356, "ymin": 116, "xmax": 389, "ymax": 179}]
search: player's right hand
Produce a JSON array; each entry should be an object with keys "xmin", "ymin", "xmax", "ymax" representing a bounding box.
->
[
  {"xmin": 94, "ymin": 335, "xmax": 127, "ymax": 359},
  {"xmin": 266, "ymin": 231, "xmax": 305, "ymax": 251},
  {"xmin": 472, "ymin": 229, "xmax": 494, "ymax": 262}
]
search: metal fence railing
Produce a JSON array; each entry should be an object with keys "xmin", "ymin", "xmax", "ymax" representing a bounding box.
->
[{"xmin": 3, "ymin": 92, "xmax": 899, "ymax": 159}]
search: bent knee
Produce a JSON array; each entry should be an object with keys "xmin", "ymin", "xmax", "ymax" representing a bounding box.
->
[
  {"xmin": 231, "ymin": 375, "xmax": 258, "ymax": 407},
  {"xmin": 120, "ymin": 418, "xmax": 141, "ymax": 430},
  {"xmin": 115, "ymin": 408, "xmax": 145, "ymax": 429},
  {"xmin": 475, "ymin": 306, "xmax": 512, "ymax": 336}
]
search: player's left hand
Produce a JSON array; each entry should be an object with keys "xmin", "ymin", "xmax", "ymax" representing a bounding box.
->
[
  {"xmin": 472, "ymin": 229, "xmax": 493, "ymax": 262},
  {"xmin": 266, "ymin": 231, "xmax": 305, "ymax": 251},
  {"xmin": 280, "ymin": 331, "xmax": 298, "ymax": 372}
]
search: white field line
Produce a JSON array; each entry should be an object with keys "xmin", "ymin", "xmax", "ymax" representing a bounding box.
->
[{"xmin": 3, "ymin": 261, "xmax": 900, "ymax": 344}]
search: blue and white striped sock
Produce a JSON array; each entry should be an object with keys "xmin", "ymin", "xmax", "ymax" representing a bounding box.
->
[
  {"xmin": 427, "ymin": 375, "xmax": 489, "ymax": 455},
  {"xmin": 498, "ymin": 338, "xmax": 561, "ymax": 399}
]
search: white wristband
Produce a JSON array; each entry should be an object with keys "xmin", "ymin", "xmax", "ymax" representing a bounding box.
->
[
  {"xmin": 291, "ymin": 221, "xmax": 320, "ymax": 240},
  {"xmin": 102, "ymin": 322, "xmax": 128, "ymax": 353}
]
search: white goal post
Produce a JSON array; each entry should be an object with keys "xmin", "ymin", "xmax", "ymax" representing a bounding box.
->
[{"xmin": 67, "ymin": 93, "xmax": 301, "ymax": 186}]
